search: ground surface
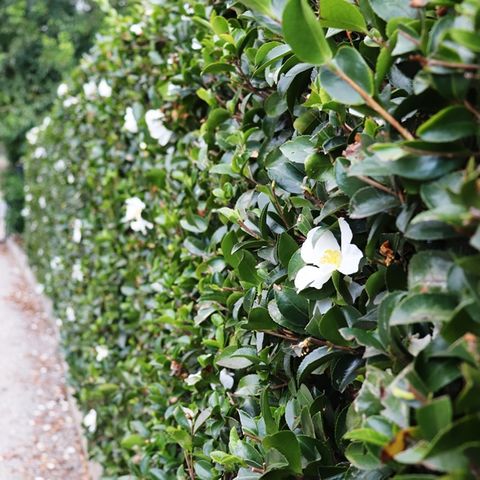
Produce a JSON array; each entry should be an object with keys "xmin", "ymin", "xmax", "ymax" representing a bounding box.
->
[{"xmin": 0, "ymin": 240, "xmax": 91, "ymax": 479}]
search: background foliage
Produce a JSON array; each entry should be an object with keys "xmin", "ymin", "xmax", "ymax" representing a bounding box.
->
[
  {"xmin": 24, "ymin": 0, "xmax": 480, "ymax": 478},
  {"xmin": 0, "ymin": 0, "xmax": 125, "ymax": 233}
]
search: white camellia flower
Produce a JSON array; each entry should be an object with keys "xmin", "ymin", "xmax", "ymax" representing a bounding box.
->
[
  {"xmin": 98, "ymin": 79, "xmax": 112, "ymax": 98},
  {"xmin": 72, "ymin": 262, "xmax": 84, "ymax": 282},
  {"xmin": 54, "ymin": 159, "xmax": 66, "ymax": 172},
  {"xmin": 26, "ymin": 126, "xmax": 40, "ymax": 145},
  {"xmin": 130, "ymin": 22, "xmax": 144, "ymax": 35},
  {"xmin": 50, "ymin": 256, "xmax": 62, "ymax": 270},
  {"xmin": 83, "ymin": 80, "xmax": 97, "ymax": 99},
  {"xmin": 72, "ymin": 219, "xmax": 82, "ymax": 243},
  {"xmin": 57, "ymin": 83, "xmax": 69, "ymax": 97},
  {"xmin": 295, "ymin": 218, "xmax": 363, "ymax": 292},
  {"xmin": 123, "ymin": 197, "xmax": 153, "ymax": 235},
  {"xmin": 34, "ymin": 146, "xmax": 47, "ymax": 159},
  {"xmin": 145, "ymin": 109, "xmax": 173, "ymax": 146},
  {"xmin": 83, "ymin": 409, "xmax": 97, "ymax": 433},
  {"xmin": 63, "ymin": 96, "xmax": 79, "ymax": 108},
  {"xmin": 123, "ymin": 107, "xmax": 138, "ymax": 133},
  {"xmin": 95, "ymin": 345, "xmax": 109, "ymax": 361}
]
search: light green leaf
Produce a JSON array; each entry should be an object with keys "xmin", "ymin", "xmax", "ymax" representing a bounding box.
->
[
  {"xmin": 369, "ymin": 0, "xmax": 419, "ymax": 21},
  {"xmin": 320, "ymin": 46, "xmax": 374, "ymax": 105},
  {"xmin": 282, "ymin": 0, "xmax": 332, "ymax": 65},
  {"xmin": 319, "ymin": 0, "xmax": 367, "ymax": 33}
]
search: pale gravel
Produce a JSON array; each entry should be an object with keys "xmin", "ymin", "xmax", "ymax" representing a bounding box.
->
[{"xmin": 0, "ymin": 241, "xmax": 91, "ymax": 480}]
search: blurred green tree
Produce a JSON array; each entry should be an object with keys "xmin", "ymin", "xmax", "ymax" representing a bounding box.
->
[
  {"xmin": 0, "ymin": 0, "xmax": 112, "ymax": 162},
  {"xmin": 0, "ymin": 0, "xmax": 126, "ymax": 233}
]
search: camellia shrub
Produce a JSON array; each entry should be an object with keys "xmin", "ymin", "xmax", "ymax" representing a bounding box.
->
[{"xmin": 25, "ymin": 0, "xmax": 480, "ymax": 478}]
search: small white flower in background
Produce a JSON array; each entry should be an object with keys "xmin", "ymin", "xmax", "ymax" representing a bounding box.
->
[
  {"xmin": 145, "ymin": 109, "xmax": 173, "ymax": 146},
  {"xmin": 130, "ymin": 22, "xmax": 144, "ymax": 35},
  {"xmin": 83, "ymin": 409, "xmax": 97, "ymax": 433},
  {"xmin": 95, "ymin": 345, "xmax": 109, "ymax": 361},
  {"xmin": 34, "ymin": 147, "xmax": 47, "ymax": 159},
  {"xmin": 185, "ymin": 371, "xmax": 202, "ymax": 386},
  {"xmin": 97, "ymin": 79, "xmax": 112, "ymax": 98},
  {"xmin": 26, "ymin": 126, "xmax": 40, "ymax": 145},
  {"xmin": 191, "ymin": 38, "xmax": 202, "ymax": 50},
  {"xmin": 72, "ymin": 262, "xmax": 84, "ymax": 282},
  {"xmin": 123, "ymin": 197, "xmax": 146, "ymax": 222},
  {"xmin": 63, "ymin": 96, "xmax": 79, "ymax": 108},
  {"xmin": 66, "ymin": 306, "xmax": 76, "ymax": 322},
  {"xmin": 38, "ymin": 196, "xmax": 46, "ymax": 209},
  {"xmin": 183, "ymin": 2, "xmax": 194, "ymax": 14},
  {"xmin": 41, "ymin": 116, "xmax": 51, "ymax": 129},
  {"xmin": 123, "ymin": 197, "xmax": 153, "ymax": 235},
  {"xmin": 67, "ymin": 173, "xmax": 75, "ymax": 184},
  {"xmin": 83, "ymin": 80, "xmax": 97, "ymax": 99},
  {"xmin": 57, "ymin": 83, "xmax": 69, "ymax": 97},
  {"xmin": 72, "ymin": 219, "xmax": 82, "ymax": 243},
  {"xmin": 54, "ymin": 159, "xmax": 66, "ymax": 172},
  {"xmin": 21, "ymin": 207, "xmax": 30, "ymax": 218},
  {"xmin": 295, "ymin": 218, "xmax": 363, "ymax": 292},
  {"xmin": 123, "ymin": 107, "xmax": 138, "ymax": 133},
  {"xmin": 219, "ymin": 368, "xmax": 234, "ymax": 390},
  {"xmin": 50, "ymin": 256, "xmax": 62, "ymax": 270}
]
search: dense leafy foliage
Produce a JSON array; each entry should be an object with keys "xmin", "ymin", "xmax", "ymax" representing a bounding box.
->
[{"xmin": 25, "ymin": 0, "xmax": 480, "ymax": 478}]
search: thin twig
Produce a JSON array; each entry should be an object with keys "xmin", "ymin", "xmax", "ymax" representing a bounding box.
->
[
  {"xmin": 238, "ymin": 220, "xmax": 261, "ymax": 239},
  {"xmin": 464, "ymin": 100, "xmax": 480, "ymax": 121},
  {"xmin": 264, "ymin": 329, "xmax": 361, "ymax": 352},
  {"xmin": 358, "ymin": 175, "xmax": 404, "ymax": 203},
  {"xmin": 270, "ymin": 182, "xmax": 292, "ymax": 229},
  {"xmin": 332, "ymin": 67, "xmax": 415, "ymax": 140},
  {"xmin": 410, "ymin": 54, "xmax": 480, "ymax": 71}
]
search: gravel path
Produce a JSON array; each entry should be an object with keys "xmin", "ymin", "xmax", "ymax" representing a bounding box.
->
[{"xmin": 0, "ymin": 241, "xmax": 91, "ymax": 480}]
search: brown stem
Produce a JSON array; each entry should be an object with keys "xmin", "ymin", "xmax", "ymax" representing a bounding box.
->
[
  {"xmin": 358, "ymin": 175, "xmax": 404, "ymax": 203},
  {"xmin": 410, "ymin": 54, "xmax": 480, "ymax": 71},
  {"xmin": 264, "ymin": 330, "xmax": 361, "ymax": 352},
  {"xmin": 238, "ymin": 220, "xmax": 261, "ymax": 239},
  {"xmin": 464, "ymin": 100, "xmax": 480, "ymax": 121},
  {"xmin": 332, "ymin": 67, "xmax": 415, "ymax": 140},
  {"xmin": 270, "ymin": 182, "xmax": 292, "ymax": 229}
]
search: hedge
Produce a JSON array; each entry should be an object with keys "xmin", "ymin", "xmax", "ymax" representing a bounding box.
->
[{"xmin": 24, "ymin": 0, "xmax": 480, "ymax": 478}]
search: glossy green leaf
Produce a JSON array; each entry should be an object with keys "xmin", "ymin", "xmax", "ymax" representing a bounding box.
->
[
  {"xmin": 282, "ymin": 0, "xmax": 332, "ymax": 65},
  {"xmin": 390, "ymin": 293, "xmax": 457, "ymax": 325},
  {"xmin": 319, "ymin": 0, "xmax": 367, "ymax": 33},
  {"xmin": 417, "ymin": 106, "xmax": 477, "ymax": 143},
  {"xmin": 320, "ymin": 46, "xmax": 374, "ymax": 105},
  {"xmin": 350, "ymin": 186, "xmax": 400, "ymax": 218}
]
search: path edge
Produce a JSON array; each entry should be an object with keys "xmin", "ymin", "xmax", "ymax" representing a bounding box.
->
[{"xmin": 6, "ymin": 237, "xmax": 102, "ymax": 480}]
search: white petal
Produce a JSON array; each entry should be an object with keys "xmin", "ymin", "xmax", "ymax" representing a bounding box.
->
[
  {"xmin": 300, "ymin": 227, "xmax": 321, "ymax": 263},
  {"xmin": 338, "ymin": 217, "xmax": 353, "ymax": 252},
  {"xmin": 301, "ymin": 228, "xmax": 339, "ymax": 265},
  {"xmin": 338, "ymin": 244, "xmax": 363, "ymax": 275},
  {"xmin": 295, "ymin": 265, "xmax": 334, "ymax": 291}
]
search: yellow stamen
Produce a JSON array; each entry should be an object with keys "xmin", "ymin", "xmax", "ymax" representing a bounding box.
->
[{"xmin": 320, "ymin": 249, "xmax": 341, "ymax": 268}]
